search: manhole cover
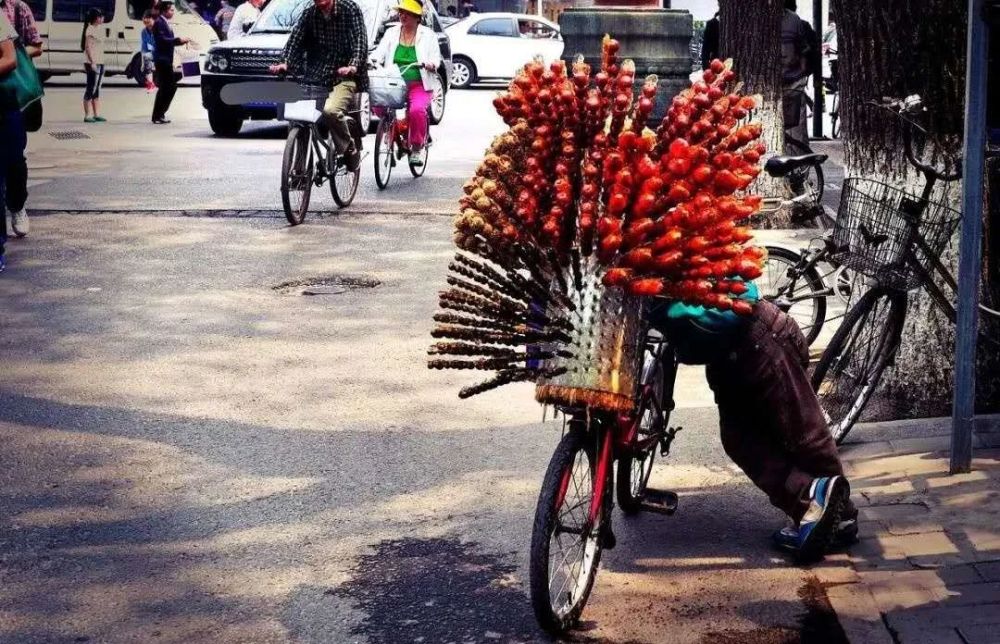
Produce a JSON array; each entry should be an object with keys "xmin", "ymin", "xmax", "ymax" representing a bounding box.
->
[
  {"xmin": 272, "ymin": 275, "xmax": 381, "ymax": 295},
  {"xmin": 49, "ymin": 130, "xmax": 91, "ymax": 141}
]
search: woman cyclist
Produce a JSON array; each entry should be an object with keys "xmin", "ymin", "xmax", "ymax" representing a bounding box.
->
[{"xmin": 370, "ymin": 0, "xmax": 441, "ymax": 167}]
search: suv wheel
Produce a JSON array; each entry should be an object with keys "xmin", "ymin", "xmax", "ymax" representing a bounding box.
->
[
  {"xmin": 208, "ymin": 105, "xmax": 245, "ymax": 137},
  {"xmin": 429, "ymin": 80, "xmax": 446, "ymax": 124},
  {"xmin": 450, "ymin": 56, "xmax": 476, "ymax": 89}
]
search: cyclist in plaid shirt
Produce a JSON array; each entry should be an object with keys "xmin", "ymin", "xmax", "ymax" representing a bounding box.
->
[{"xmin": 271, "ymin": 0, "xmax": 368, "ymax": 171}]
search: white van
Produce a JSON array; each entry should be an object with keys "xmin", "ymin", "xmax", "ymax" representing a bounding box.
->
[{"xmin": 26, "ymin": 0, "xmax": 218, "ymax": 83}]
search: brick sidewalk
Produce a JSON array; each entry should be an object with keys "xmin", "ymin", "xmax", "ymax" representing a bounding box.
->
[{"xmin": 815, "ymin": 418, "xmax": 1000, "ymax": 644}]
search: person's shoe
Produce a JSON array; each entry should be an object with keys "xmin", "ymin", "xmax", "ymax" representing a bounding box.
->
[
  {"xmin": 93, "ymin": 116, "xmax": 107, "ymax": 122},
  {"xmin": 344, "ymin": 147, "xmax": 361, "ymax": 172},
  {"xmin": 152, "ymin": 117, "xmax": 171, "ymax": 125},
  {"xmin": 84, "ymin": 116, "xmax": 96, "ymax": 123},
  {"xmin": 409, "ymin": 151, "xmax": 424, "ymax": 167},
  {"xmin": 772, "ymin": 476, "xmax": 850, "ymax": 563},
  {"xmin": 10, "ymin": 208, "xmax": 29, "ymax": 237},
  {"xmin": 145, "ymin": 80, "xmax": 156, "ymax": 91}
]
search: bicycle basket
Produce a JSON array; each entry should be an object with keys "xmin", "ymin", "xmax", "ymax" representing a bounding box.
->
[
  {"xmin": 368, "ymin": 66, "xmax": 409, "ymax": 109},
  {"xmin": 832, "ymin": 178, "xmax": 960, "ymax": 291},
  {"xmin": 535, "ymin": 259, "xmax": 645, "ymax": 413}
]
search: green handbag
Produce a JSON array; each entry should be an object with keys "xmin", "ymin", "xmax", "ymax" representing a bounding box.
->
[{"xmin": 0, "ymin": 42, "xmax": 44, "ymax": 113}]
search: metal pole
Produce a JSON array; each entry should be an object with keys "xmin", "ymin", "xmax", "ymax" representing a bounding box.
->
[
  {"xmin": 951, "ymin": 0, "xmax": 989, "ymax": 474},
  {"xmin": 812, "ymin": 0, "xmax": 824, "ymax": 138},
  {"xmin": 536, "ymin": 0, "xmax": 541, "ymax": 17}
]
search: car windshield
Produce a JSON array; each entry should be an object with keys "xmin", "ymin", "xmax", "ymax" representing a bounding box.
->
[{"xmin": 252, "ymin": 0, "xmax": 384, "ymax": 34}]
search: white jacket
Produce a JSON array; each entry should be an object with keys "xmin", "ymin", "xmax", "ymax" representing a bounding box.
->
[{"xmin": 371, "ymin": 24, "xmax": 442, "ymax": 92}]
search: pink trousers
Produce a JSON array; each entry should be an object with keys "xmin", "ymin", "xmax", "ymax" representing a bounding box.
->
[{"xmin": 405, "ymin": 80, "xmax": 432, "ymax": 149}]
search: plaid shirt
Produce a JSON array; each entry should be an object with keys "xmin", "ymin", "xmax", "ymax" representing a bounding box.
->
[
  {"xmin": 282, "ymin": 0, "xmax": 368, "ymax": 92},
  {"xmin": 0, "ymin": 0, "xmax": 41, "ymax": 46}
]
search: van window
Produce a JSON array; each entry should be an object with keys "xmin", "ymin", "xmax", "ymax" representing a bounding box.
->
[
  {"xmin": 24, "ymin": 0, "xmax": 46, "ymax": 21},
  {"xmin": 53, "ymin": 0, "xmax": 115, "ymax": 22}
]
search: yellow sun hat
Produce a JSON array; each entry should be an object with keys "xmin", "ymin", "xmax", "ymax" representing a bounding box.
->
[{"xmin": 396, "ymin": 0, "xmax": 423, "ymax": 15}]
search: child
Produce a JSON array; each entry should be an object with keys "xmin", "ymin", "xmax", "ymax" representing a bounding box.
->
[
  {"xmin": 141, "ymin": 10, "xmax": 157, "ymax": 92},
  {"xmin": 81, "ymin": 8, "xmax": 106, "ymax": 123}
]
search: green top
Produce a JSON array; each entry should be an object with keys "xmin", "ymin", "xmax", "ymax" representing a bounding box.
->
[{"xmin": 393, "ymin": 44, "xmax": 421, "ymax": 82}]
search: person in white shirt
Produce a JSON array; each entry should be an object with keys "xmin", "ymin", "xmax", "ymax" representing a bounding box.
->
[
  {"xmin": 227, "ymin": 0, "xmax": 263, "ymax": 41},
  {"xmin": 81, "ymin": 8, "xmax": 106, "ymax": 122}
]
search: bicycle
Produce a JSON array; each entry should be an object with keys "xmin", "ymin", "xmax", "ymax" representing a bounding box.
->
[
  {"xmin": 825, "ymin": 76, "xmax": 841, "ymax": 140},
  {"xmin": 279, "ymin": 85, "xmax": 365, "ymax": 225},
  {"xmin": 811, "ymin": 96, "xmax": 1000, "ymax": 444},
  {"xmin": 530, "ymin": 325, "xmax": 682, "ymax": 635},
  {"xmin": 373, "ymin": 102, "xmax": 430, "ymax": 189}
]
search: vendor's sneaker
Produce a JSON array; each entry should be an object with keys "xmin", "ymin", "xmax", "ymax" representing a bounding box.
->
[
  {"xmin": 772, "ymin": 476, "xmax": 850, "ymax": 563},
  {"xmin": 9, "ymin": 208, "xmax": 28, "ymax": 237}
]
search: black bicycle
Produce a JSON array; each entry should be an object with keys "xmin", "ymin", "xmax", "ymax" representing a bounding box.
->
[
  {"xmin": 280, "ymin": 85, "xmax": 365, "ymax": 225},
  {"xmin": 811, "ymin": 96, "xmax": 1000, "ymax": 443}
]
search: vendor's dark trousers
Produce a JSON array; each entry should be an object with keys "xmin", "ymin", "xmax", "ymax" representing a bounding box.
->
[
  {"xmin": 705, "ymin": 300, "xmax": 851, "ymax": 523},
  {"xmin": 152, "ymin": 62, "xmax": 179, "ymax": 121}
]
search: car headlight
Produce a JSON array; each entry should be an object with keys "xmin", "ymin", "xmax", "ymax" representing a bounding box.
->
[{"xmin": 206, "ymin": 52, "xmax": 228, "ymax": 72}]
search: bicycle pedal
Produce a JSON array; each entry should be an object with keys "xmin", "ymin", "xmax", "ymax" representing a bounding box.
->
[{"xmin": 639, "ymin": 489, "xmax": 678, "ymax": 515}]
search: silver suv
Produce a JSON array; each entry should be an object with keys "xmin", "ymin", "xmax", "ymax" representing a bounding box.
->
[{"xmin": 201, "ymin": 0, "xmax": 451, "ymax": 136}]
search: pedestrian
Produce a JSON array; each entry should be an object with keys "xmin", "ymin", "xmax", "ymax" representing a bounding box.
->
[
  {"xmin": 700, "ymin": 12, "xmax": 719, "ymax": 70},
  {"xmin": 215, "ymin": 0, "xmax": 235, "ymax": 38},
  {"xmin": 81, "ymin": 8, "xmax": 106, "ymax": 123},
  {"xmin": 151, "ymin": 1, "xmax": 190, "ymax": 125},
  {"xmin": 780, "ymin": 0, "xmax": 819, "ymax": 146},
  {"xmin": 370, "ymin": 0, "xmax": 442, "ymax": 167},
  {"xmin": 269, "ymin": 0, "xmax": 368, "ymax": 171},
  {"xmin": 0, "ymin": 11, "xmax": 26, "ymax": 273},
  {"xmin": 651, "ymin": 288, "xmax": 858, "ymax": 562},
  {"xmin": 1, "ymin": 0, "xmax": 42, "ymax": 239},
  {"xmin": 141, "ymin": 9, "xmax": 156, "ymax": 92},
  {"xmin": 227, "ymin": 0, "xmax": 263, "ymax": 41}
]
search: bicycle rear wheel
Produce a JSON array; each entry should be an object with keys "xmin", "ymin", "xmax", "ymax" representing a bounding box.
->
[
  {"xmin": 812, "ymin": 288, "xmax": 907, "ymax": 444},
  {"xmin": 530, "ymin": 426, "xmax": 605, "ymax": 635},
  {"xmin": 830, "ymin": 92, "xmax": 841, "ymax": 139},
  {"xmin": 617, "ymin": 346, "xmax": 665, "ymax": 514},
  {"xmin": 281, "ymin": 126, "xmax": 313, "ymax": 226},
  {"xmin": 761, "ymin": 246, "xmax": 827, "ymax": 346},
  {"xmin": 374, "ymin": 116, "xmax": 394, "ymax": 190},
  {"xmin": 785, "ymin": 137, "xmax": 825, "ymax": 205}
]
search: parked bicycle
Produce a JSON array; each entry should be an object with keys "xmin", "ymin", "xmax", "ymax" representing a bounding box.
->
[
  {"xmin": 530, "ymin": 326, "xmax": 682, "ymax": 635},
  {"xmin": 279, "ymin": 85, "xmax": 365, "ymax": 225},
  {"xmin": 812, "ymin": 96, "xmax": 1000, "ymax": 444}
]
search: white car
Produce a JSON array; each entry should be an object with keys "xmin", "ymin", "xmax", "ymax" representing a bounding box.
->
[{"xmin": 445, "ymin": 12, "xmax": 562, "ymax": 89}]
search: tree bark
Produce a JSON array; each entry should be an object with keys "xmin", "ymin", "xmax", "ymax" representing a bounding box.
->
[
  {"xmin": 718, "ymin": 0, "xmax": 790, "ymax": 228},
  {"xmin": 832, "ymin": 0, "xmax": 999, "ymax": 418}
]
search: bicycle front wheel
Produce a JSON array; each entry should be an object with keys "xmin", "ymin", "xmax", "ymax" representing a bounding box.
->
[
  {"xmin": 330, "ymin": 161, "xmax": 360, "ymax": 208},
  {"xmin": 530, "ymin": 427, "xmax": 605, "ymax": 635},
  {"xmin": 812, "ymin": 288, "xmax": 907, "ymax": 444},
  {"xmin": 408, "ymin": 145, "xmax": 428, "ymax": 178},
  {"xmin": 281, "ymin": 126, "xmax": 313, "ymax": 226},
  {"xmin": 374, "ymin": 116, "xmax": 394, "ymax": 190},
  {"xmin": 761, "ymin": 246, "xmax": 827, "ymax": 346}
]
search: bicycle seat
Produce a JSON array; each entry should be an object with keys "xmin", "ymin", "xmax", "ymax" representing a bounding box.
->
[{"xmin": 765, "ymin": 153, "xmax": 829, "ymax": 177}]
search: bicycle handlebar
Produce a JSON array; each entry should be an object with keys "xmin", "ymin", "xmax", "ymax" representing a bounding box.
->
[{"xmin": 870, "ymin": 96, "xmax": 962, "ymax": 183}]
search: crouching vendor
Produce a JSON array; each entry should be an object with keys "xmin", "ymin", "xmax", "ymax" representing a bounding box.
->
[{"xmin": 648, "ymin": 285, "xmax": 859, "ymax": 562}]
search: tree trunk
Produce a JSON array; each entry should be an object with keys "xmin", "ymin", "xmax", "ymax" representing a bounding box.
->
[
  {"xmin": 718, "ymin": 0, "xmax": 790, "ymax": 228},
  {"xmin": 832, "ymin": 0, "xmax": 999, "ymax": 418}
]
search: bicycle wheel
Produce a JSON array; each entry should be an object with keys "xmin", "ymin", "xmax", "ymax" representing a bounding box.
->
[
  {"xmin": 761, "ymin": 246, "xmax": 827, "ymax": 346},
  {"xmin": 830, "ymin": 93, "xmax": 841, "ymax": 139},
  {"xmin": 530, "ymin": 427, "xmax": 605, "ymax": 635},
  {"xmin": 785, "ymin": 138, "xmax": 825, "ymax": 205},
  {"xmin": 281, "ymin": 126, "xmax": 313, "ymax": 226},
  {"xmin": 330, "ymin": 158, "xmax": 360, "ymax": 208},
  {"xmin": 812, "ymin": 288, "xmax": 907, "ymax": 444},
  {"xmin": 616, "ymin": 347, "xmax": 664, "ymax": 514},
  {"xmin": 374, "ymin": 116, "xmax": 394, "ymax": 190},
  {"xmin": 408, "ymin": 145, "xmax": 428, "ymax": 178}
]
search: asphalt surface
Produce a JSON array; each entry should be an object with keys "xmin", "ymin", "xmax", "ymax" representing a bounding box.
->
[{"xmin": 1, "ymin": 77, "xmax": 861, "ymax": 644}]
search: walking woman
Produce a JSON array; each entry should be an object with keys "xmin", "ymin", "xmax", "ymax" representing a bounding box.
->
[
  {"xmin": 81, "ymin": 8, "xmax": 106, "ymax": 122},
  {"xmin": 0, "ymin": 10, "xmax": 26, "ymax": 272},
  {"xmin": 371, "ymin": 0, "xmax": 441, "ymax": 166}
]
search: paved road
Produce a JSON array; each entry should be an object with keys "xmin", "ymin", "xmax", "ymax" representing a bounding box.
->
[
  {"xmin": 32, "ymin": 76, "xmax": 509, "ymax": 214},
  {"xmin": 0, "ymin": 79, "xmax": 864, "ymax": 644}
]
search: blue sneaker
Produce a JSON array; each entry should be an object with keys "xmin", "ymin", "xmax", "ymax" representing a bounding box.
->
[{"xmin": 772, "ymin": 476, "xmax": 850, "ymax": 562}]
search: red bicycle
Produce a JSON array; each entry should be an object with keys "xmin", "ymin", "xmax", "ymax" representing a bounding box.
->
[
  {"xmin": 529, "ymin": 326, "xmax": 682, "ymax": 635},
  {"xmin": 373, "ymin": 105, "xmax": 430, "ymax": 189}
]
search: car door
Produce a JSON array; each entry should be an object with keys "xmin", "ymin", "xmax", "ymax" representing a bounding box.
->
[
  {"xmin": 463, "ymin": 16, "xmax": 516, "ymax": 78},
  {"xmin": 49, "ymin": 0, "xmax": 117, "ymax": 71},
  {"xmin": 514, "ymin": 17, "xmax": 562, "ymax": 66}
]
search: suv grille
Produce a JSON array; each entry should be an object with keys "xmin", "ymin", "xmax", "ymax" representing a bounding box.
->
[{"xmin": 228, "ymin": 48, "xmax": 283, "ymax": 74}]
